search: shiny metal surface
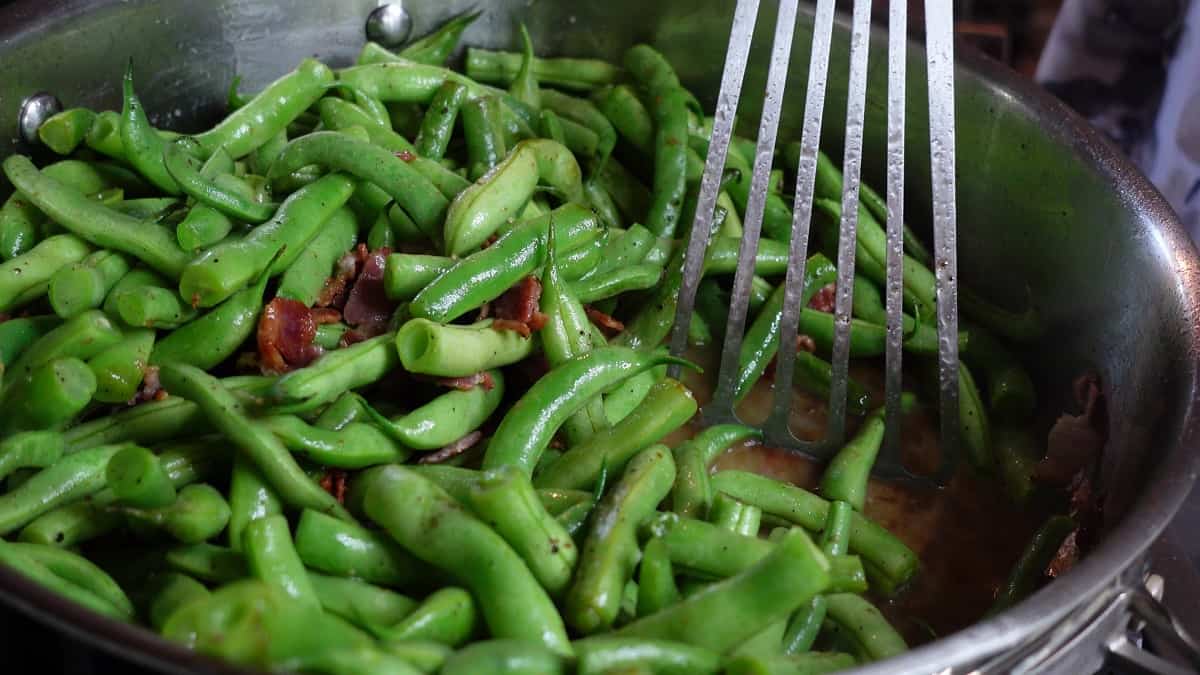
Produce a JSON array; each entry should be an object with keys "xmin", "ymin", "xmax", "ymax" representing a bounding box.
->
[
  {"xmin": 880, "ymin": 0, "xmax": 907, "ymax": 473},
  {"xmin": 16, "ymin": 91, "xmax": 61, "ymax": 145},
  {"xmin": 1, "ymin": 0, "xmax": 1199, "ymax": 673},
  {"xmin": 364, "ymin": 3, "xmax": 413, "ymax": 48}
]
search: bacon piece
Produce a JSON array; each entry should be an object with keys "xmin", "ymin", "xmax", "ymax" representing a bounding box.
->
[
  {"xmin": 494, "ymin": 277, "xmax": 546, "ymax": 325},
  {"xmin": 796, "ymin": 334, "xmax": 816, "ymax": 354},
  {"xmin": 319, "ymin": 469, "xmax": 348, "ymax": 504},
  {"xmin": 493, "ymin": 319, "xmax": 533, "ymax": 337},
  {"xmin": 257, "ymin": 297, "xmax": 322, "ymax": 374},
  {"xmin": 127, "ymin": 365, "xmax": 164, "ymax": 406},
  {"xmin": 343, "ymin": 247, "xmax": 393, "ymax": 337},
  {"xmin": 418, "ymin": 431, "xmax": 483, "ymax": 464},
  {"xmin": 317, "ymin": 245, "xmax": 368, "ymax": 309},
  {"xmin": 807, "ymin": 282, "xmax": 836, "ymax": 313},
  {"xmin": 396, "ymin": 150, "xmax": 416, "ymax": 162},
  {"xmin": 585, "ymin": 305, "xmax": 624, "ymax": 336},
  {"xmin": 311, "ymin": 308, "xmax": 342, "ymax": 325},
  {"xmin": 421, "ymin": 371, "xmax": 496, "ymax": 391},
  {"xmin": 339, "ymin": 330, "xmax": 368, "ymax": 348},
  {"xmin": 1045, "ymin": 530, "xmax": 1079, "ymax": 578},
  {"xmin": 1035, "ymin": 375, "xmax": 1107, "ymax": 485}
]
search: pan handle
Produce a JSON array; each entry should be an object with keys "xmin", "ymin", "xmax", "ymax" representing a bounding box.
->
[{"xmin": 1104, "ymin": 576, "xmax": 1200, "ymax": 675}]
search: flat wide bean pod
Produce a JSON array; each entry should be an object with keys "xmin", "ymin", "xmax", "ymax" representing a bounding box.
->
[{"xmin": 361, "ymin": 465, "xmax": 572, "ymax": 655}]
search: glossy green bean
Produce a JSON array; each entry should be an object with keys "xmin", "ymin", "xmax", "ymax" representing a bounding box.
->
[
  {"xmin": 293, "ymin": 508, "xmax": 426, "ymax": 588},
  {"xmin": 709, "ymin": 493, "xmax": 762, "ymax": 536},
  {"xmin": 149, "ymin": 266, "xmax": 269, "ymax": 370},
  {"xmin": 671, "ymin": 424, "xmax": 762, "ymax": 519},
  {"xmin": 361, "ymin": 466, "xmax": 571, "ymax": 654},
  {"xmin": 272, "ymin": 331, "xmax": 399, "ymax": 411},
  {"xmin": 636, "ymin": 537, "xmax": 680, "ymax": 618},
  {"xmin": 991, "ymin": 514, "xmax": 1076, "ymax": 613},
  {"xmin": 122, "ymin": 483, "xmax": 231, "ymax": 543},
  {"xmin": 106, "ymin": 444, "xmax": 176, "ymax": 508},
  {"xmin": 179, "ymin": 173, "xmax": 355, "ymax": 307},
  {"xmin": 416, "ymin": 81, "xmax": 469, "ymax": 159},
  {"xmin": 574, "ymin": 637, "xmax": 719, "ymax": 675},
  {"xmin": 146, "ymin": 572, "xmax": 210, "ymax": 630},
  {"xmin": 275, "ymin": 206, "xmax": 358, "ymax": 306},
  {"xmin": 0, "ymin": 541, "xmax": 130, "ymax": 619},
  {"xmin": 821, "ymin": 394, "xmax": 916, "ymax": 511},
  {"xmin": 962, "ymin": 321, "xmax": 1037, "ymax": 423},
  {"xmin": 0, "ymin": 443, "xmax": 125, "ymax": 535},
  {"xmin": 824, "ymin": 593, "xmax": 907, "ymax": 661},
  {"xmin": 243, "ymin": 513, "xmax": 319, "ymax": 606},
  {"xmin": 0, "ymin": 316, "xmax": 59, "ymax": 377},
  {"xmin": 258, "ymin": 414, "xmax": 408, "ymax": 468},
  {"xmin": 309, "ymin": 571, "xmax": 417, "ymax": 632},
  {"xmin": 121, "ymin": 65, "xmax": 181, "ymax": 194},
  {"xmin": 0, "ymin": 234, "xmax": 93, "ymax": 313},
  {"xmin": 441, "ymin": 639, "xmax": 566, "ymax": 675},
  {"xmin": 48, "ymin": 250, "xmax": 130, "ymax": 319},
  {"xmin": 363, "ymin": 371, "xmax": 505, "ymax": 450},
  {"xmin": 383, "ymin": 253, "xmax": 454, "ymax": 301},
  {"xmin": 395, "ymin": 319, "xmax": 534, "ymax": 377},
  {"xmin": 0, "ymin": 432, "xmax": 64, "ymax": 482},
  {"xmin": 465, "ymin": 48, "xmax": 621, "ymax": 91},
  {"xmin": 397, "ymin": 10, "xmax": 480, "ymax": 66},
  {"xmin": 782, "ymin": 500, "xmax": 854, "ymax": 655},
  {"xmin": 0, "ymin": 357, "xmax": 96, "ymax": 433},
  {"xmin": 594, "ymin": 84, "xmax": 655, "ymax": 155},
  {"xmin": 158, "ymin": 363, "xmax": 350, "ymax": 520},
  {"xmin": 1, "ymin": 310, "xmax": 121, "ymax": 396},
  {"xmin": 462, "ymin": 95, "xmax": 509, "ymax": 181},
  {"xmin": 724, "ymin": 652, "xmax": 857, "ymax": 675},
  {"xmin": 163, "ymin": 138, "xmax": 277, "ymax": 222},
  {"xmin": 37, "ymin": 108, "xmax": 97, "ymax": 155},
  {"xmin": 227, "ymin": 456, "xmax": 281, "ymax": 553},
  {"xmin": 376, "ymin": 587, "xmax": 478, "ymax": 647}
]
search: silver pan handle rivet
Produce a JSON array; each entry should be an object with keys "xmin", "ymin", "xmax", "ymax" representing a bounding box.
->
[
  {"xmin": 17, "ymin": 92, "xmax": 62, "ymax": 146},
  {"xmin": 366, "ymin": 4, "xmax": 413, "ymax": 47}
]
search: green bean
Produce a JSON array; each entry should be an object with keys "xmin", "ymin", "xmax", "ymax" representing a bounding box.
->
[
  {"xmin": 575, "ymin": 637, "xmax": 720, "ymax": 675},
  {"xmin": 821, "ymin": 394, "xmax": 916, "ymax": 511},
  {"xmin": 960, "ymin": 285, "xmax": 1045, "ymax": 343},
  {"xmin": 395, "ymin": 319, "xmax": 534, "ymax": 377},
  {"xmin": 227, "ymin": 456, "xmax": 280, "ymax": 553},
  {"xmin": 594, "ymin": 84, "xmax": 655, "ymax": 156},
  {"xmin": 601, "ymin": 363, "xmax": 666, "ymax": 426},
  {"xmin": 163, "ymin": 138, "xmax": 277, "ymax": 222},
  {"xmin": 536, "ymin": 378, "xmax": 696, "ymax": 490},
  {"xmin": 962, "ymin": 321, "xmax": 1037, "ymax": 423},
  {"xmin": 411, "ymin": 204, "xmax": 603, "ymax": 323},
  {"xmin": 507, "ymin": 23, "xmax": 541, "ymax": 109},
  {"xmin": 158, "ymin": 363, "xmax": 350, "ymax": 520},
  {"xmin": 383, "ymin": 253, "xmax": 455, "ymax": 301},
  {"xmin": 149, "ymin": 267, "xmax": 269, "ymax": 370},
  {"xmin": 710, "ymin": 471, "xmax": 919, "ymax": 591},
  {"xmin": 564, "ymin": 446, "xmax": 675, "ymax": 634},
  {"xmin": 641, "ymin": 87, "xmax": 689, "ymax": 237},
  {"xmin": 397, "ymin": 10, "xmax": 480, "ymax": 66},
  {"xmin": 258, "ymin": 414, "xmax": 408, "ymax": 468},
  {"xmin": 3, "ymin": 541, "xmax": 134, "ymax": 617},
  {"xmin": 994, "ymin": 426, "xmax": 1039, "ymax": 505},
  {"xmin": 0, "ymin": 316, "xmax": 60, "ymax": 377},
  {"xmin": 164, "ymin": 542, "xmax": 247, "ymax": 583},
  {"xmin": 294, "ymin": 508, "xmax": 426, "ymax": 588},
  {"xmin": 416, "ymin": 81, "xmax": 469, "ymax": 159},
  {"xmin": 541, "ymin": 109, "xmax": 568, "ymax": 145},
  {"xmin": 991, "ymin": 514, "xmax": 1076, "ymax": 613},
  {"xmin": 272, "ymin": 331, "xmax": 399, "ymax": 411},
  {"xmin": 362, "ymin": 372, "xmax": 505, "ymax": 450},
  {"xmin": 824, "ymin": 593, "xmax": 907, "ymax": 661},
  {"xmin": 111, "ymin": 278, "xmax": 197, "ymax": 329},
  {"xmin": 106, "ymin": 444, "xmax": 176, "ymax": 508},
  {"xmin": 275, "ymin": 206, "xmax": 357, "ymax": 306},
  {"xmin": 957, "ymin": 363, "xmax": 993, "ymax": 471},
  {"xmin": 569, "ymin": 264, "xmax": 662, "ymax": 304},
  {"xmin": 2, "ymin": 310, "xmax": 122, "ymax": 396},
  {"xmin": 309, "ymin": 572, "xmax": 417, "ymax": 632},
  {"xmin": 444, "ymin": 139, "xmax": 584, "ymax": 256},
  {"xmin": 441, "ymin": 639, "xmax": 566, "ymax": 675},
  {"xmin": 0, "ymin": 541, "xmax": 130, "ymax": 619},
  {"xmin": 146, "ymin": 572, "xmax": 210, "ymax": 630},
  {"xmin": 47, "ymin": 250, "xmax": 130, "ymax": 318},
  {"xmin": 0, "ymin": 357, "xmax": 96, "ymax": 434},
  {"xmin": 614, "ymin": 529, "xmax": 829, "ymax": 652},
  {"xmin": 242, "ymin": 513, "xmax": 319, "ymax": 606},
  {"xmin": 465, "ymin": 48, "xmax": 621, "ymax": 91},
  {"xmin": 179, "ymin": 173, "xmax": 355, "ymax": 308},
  {"xmin": 724, "ymin": 652, "xmax": 857, "ymax": 675},
  {"xmin": 195, "ymin": 58, "xmax": 335, "ymax": 159},
  {"xmin": 379, "ymin": 641, "xmax": 452, "ymax": 673},
  {"xmin": 467, "ymin": 465, "xmax": 578, "ymax": 596},
  {"xmin": 0, "ymin": 444, "xmax": 125, "ymax": 535},
  {"xmin": 671, "ymin": 424, "xmax": 761, "ymax": 519},
  {"xmin": 2, "ymin": 156, "xmax": 191, "ymax": 278},
  {"xmin": 361, "ymin": 465, "xmax": 570, "ymax": 653},
  {"xmin": 636, "ymin": 537, "xmax": 680, "ymax": 618},
  {"xmin": 0, "ymin": 432, "xmax": 64, "ymax": 482},
  {"xmin": 37, "ymin": 108, "xmax": 97, "ymax": 155},
  {"xmin": 120, "ymin": 65, "xmax": 181, "ymax": 194},
  {"xmin": 709, "ymin": 493, "xmax": 762, "ymax": 536},
  {"xmin": 123, "ymin": 483, "xmax": 231, "ymax": 543},
  {"xmin": 782, "ymin": 500, "xmax": 854, "ymax": 655},
  {"xmin": 0, "ymin": 234, "xmax": 93, "ymax": 313},
  {"xmin": 314, "ymin": 392, "xmax": 368, "ymax": 432},
  {"xmin": 376, "ymin": 587, "xmax": 478, "ymax": 647},
  {"xmin": 462, "ymin": 95, "xmax": 509, "ymax": 181}
]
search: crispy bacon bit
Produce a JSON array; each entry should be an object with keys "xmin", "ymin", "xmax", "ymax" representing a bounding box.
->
[
  {"xmin": 396, "ymin": 150, "xmax": 416, "ymax": 162},
  {"xmin": 418, "ymin": 431, "xmax": 484, "ymax": 464},
  {"xmin": 257, "ymin": 297, "xmax": 322, "ymax": 374},
  {"xmin": 317, "ymin": 245, "xmax": 368, "ymax": 309},
  {"xmin": 482, "ymin": 234, "xmax": 500, "ymax": 249},
  {"xmin": 493, "ymin": 277, "xmax": 547, "ymax": 333},
  {"xmin": 1034, "ymin": 374, "xmax": 1107, "ymax": 485},
  {"xmin": 343, "ymin": 247, "xmax": 394, "ymax": 337},
  {"xmin": 493, "ymin": 319, "xmax": 533, "ymax": 337},
  {"xmin": 585, "ymin": 306, "xmax": 624, "ymax": 336},
  {"xmin": 339, "ymin": 330, "xmax": 369, "ymax": 348},
  {"xmin": 428, "ymin": 371, "xmax": 496, "ymax": 391},
  {"xmin": 808, "ymin": 282, "xmax": 836, "ymax": 313},
  {"xmin": 796, "ymin": 334, "xmax": 816, "ymax": 354},
  {"xmin": 1046, "ymin": 530, "xmax": 1079, "ymax": 578},
  {"xmin": 319, "ymin": 469, "xmax": 348, "ymax": 504},
  {"xmin": 311, "ymin": 308, "xmax": 342, "ymax": 325}
]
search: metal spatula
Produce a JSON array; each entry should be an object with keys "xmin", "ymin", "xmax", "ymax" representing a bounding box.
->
[{"xmin": 667, "ymin": 0, "xmax": 960, "ymax": 485}]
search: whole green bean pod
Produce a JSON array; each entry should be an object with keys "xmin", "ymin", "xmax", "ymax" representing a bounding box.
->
[
  {"xmin": 194, "ymin": 58, "xmax": 335, "ymax": 158},
  {"xmin": 158, "ymin": 363, "xmax": 350, "ymax": 520},
  {"xmin": 0, "ymin": 432, "xmax": 64, "ymax": 482},
  {"xmin": 0, "ymin": 541, "xmax": 131, "ymax": 619},
  {"xmin": 361, "ymin": 371, "xmax": 505, "ymax": 450},
  {"xmin": 824, "ymin": 593, "xmax": 908, "ymax": 661},
  {"xmin": 821, "ymin": 394, "xmax": 916, "ymax": 511},
  {"xmin": 467, "ymin": 465, "xmax": 578, "ymax": 596},
  {"xmin": 569, "ymin": 264, "xmax": 662, "ymax": 304},
  {"xmin": 594, "ymin": 84, "xmax": 655, "ymax": 155},
  {"xmin": 179, "ymin": 173, "xmax": 356, "ymax": 308},
  {"xmin": 613, "ymin": 529, "xmax": 830, "ymax": 653},
  {"xmin": 565, "ymin": 446, "xmax": 675, "ymax": 634},
  {"xmin": 415, "ymin": 81, "xmax": 469, "ymax": 159},
  {"xmin": 258, "ymin": 414, "xmax": 409, "ymax": 468},
  {"xmin": 275, "ymin": 206, "xmax": 358, "ymax": 306},
  {"xmin": 484, "ymin": 347, "xmax": 690, "ymax": 476},
  {"xmin": 462, "ymin": 95, "xmax": 509, "ymax": 181},
  {"xmin": 397, "ymin": 10, "xmax": 480, "ymax": 66},
  {"xmin": 2, "ymin": 156, "xmax": 191, "ymax": 278},
  {"xmin": 309, "ymin": 572, "xmax": 416, "ymax": 632},
  {"xmin": 293, "ymin": 508, "xmax": 426, "ymax": 588},
  {"xmin": 0, "ymin": 444, "xmax": 126, "ymax": 535},
  {"xmin": 361, "ymin": 465, "xmax": 571, "ymax": 654},
  {"xmin": 536, "ymin": 378, "xmax": 697, "ymax": 491},
  {"xmin": 671, "ymin": 424, "xmax": 762, "ymax": 518},
  {"xmin": 444, "ymin": 139, "xmax": 584, "ymax": 256},
  {"xmin": 395, "ymin": 319, "xmax": 534, "ymax": 377},
  {"xmin": 411, "ymin": 204, "xmax": 603, "ymax": 323},
  {"xmin": 465, "ymin": 48, "xmax": 621, "ymax": 91},
  {"xmin": 376, "ymin": 587, "xmax": 478, "ymax": 647},
  {"xmin": 150, "ymin": 266, "xmax": 269, "ymax": 370},
  {"xmin": 227, "ymin": 456, "xmax": 281, "ymax": 553},
  {"xmin": 0, "ymin": 234, "xmax": 93, "ymax": 313},
  {"xmin": 163, "ymin": 138, "xmax": 277, "ymax": 222},
  {"xmin": 440, "ymin": 639, "xmax": 566, "ymax": 675},
  {"xmin": 47, "ymin": 250, "xmax": 130, "ymax": 319},
  {"xmin": 642, "ymin": 88, "xmax": 689, "ymax": 237},
  {"xmin": 991, "ymin": 514, "xmax": 1076, "ymax": 613},
  {"xmin": 243, "ymin": 513, "xmax": 319, "ymax": 607},
  {"xmin": 710, "ymin": 471, "xmax": 919, "ymax": 591},
  {"xmin": 120, "ymin": 65, "xmax": 181, "ymax": 194},
  {"xmin": 574, "ymin": 637, "xmax": 720, "ymax": 675},
  {"xmin": 272, "ymin": 331, "xmax": 399, "ymax": 411}
]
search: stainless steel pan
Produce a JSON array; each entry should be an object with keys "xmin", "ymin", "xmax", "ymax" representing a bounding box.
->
[{"xmin": 1, "ymin": 1, "xmax": 1197, "ymax": 672}]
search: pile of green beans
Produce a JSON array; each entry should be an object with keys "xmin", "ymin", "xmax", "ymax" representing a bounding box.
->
[{"xmin": 0, "ymin": 11, "xmax": 1054, "ymax": 675}]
